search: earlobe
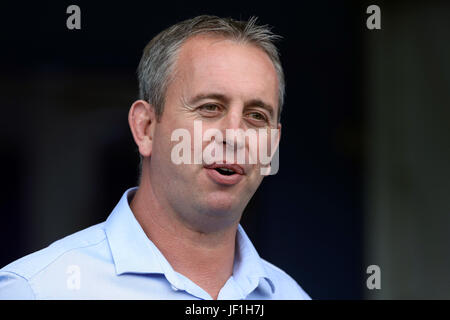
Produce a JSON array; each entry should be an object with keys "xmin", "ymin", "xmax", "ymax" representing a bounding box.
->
[{"xmin": 128, "ymin": 100, "xmax": 156, "ymax": 157}]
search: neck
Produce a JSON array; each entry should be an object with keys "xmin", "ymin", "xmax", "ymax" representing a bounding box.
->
[{"xmin": 130, "ymin": 169, "xmax": 238, "ymax": 300}]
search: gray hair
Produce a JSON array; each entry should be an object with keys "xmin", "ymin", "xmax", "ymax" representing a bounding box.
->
[{"xmin": 137, "ymin": 15, "xmax": 285, "ymax": 122}]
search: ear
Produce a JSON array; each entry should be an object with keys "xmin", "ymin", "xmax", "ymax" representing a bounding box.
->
[{"xmin": 128, "ymin": 100, "xmax": 156, "ymax": 157}]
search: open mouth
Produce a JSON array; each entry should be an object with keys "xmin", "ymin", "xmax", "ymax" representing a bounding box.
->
[
  {"xmin": 203, "ymin": 163, "xmax": 245, "ymax": 185},
  {"xmin": 214, "ymin": 167, "xmax": 237, "ymax": 176}
]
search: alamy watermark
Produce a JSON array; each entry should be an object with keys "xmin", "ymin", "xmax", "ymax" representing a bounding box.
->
[
  {"xmin": 366, "ymin": 264, "xmax": 381, "ymax": 290},
  {"xmin": 170, "ymin": 121, "xmax": 280, "ymax": 175},
  {"xmin": 66, "ymin": 264, "xmax": 81, "ymax": 290},
  {"xmin": 366, "ymin": 5, "xmax": 381, "ymax": 30},
  {"xmin": 66, "ymin": 5, "xmax": 81, "ymax": 30}
]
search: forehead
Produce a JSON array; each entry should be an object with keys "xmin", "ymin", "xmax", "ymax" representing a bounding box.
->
[{"xmin": 171, "ymin": 34, "xmax": 279, "ymax": 108}]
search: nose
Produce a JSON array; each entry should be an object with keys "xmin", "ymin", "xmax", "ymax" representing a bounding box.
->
[
  {"xmin": 220, "ymin": 108, "xmax": 246, "ymax": 153},
  {"xmin": 222, "ymin": 108, "xmax": 243, "ymax": 131}
]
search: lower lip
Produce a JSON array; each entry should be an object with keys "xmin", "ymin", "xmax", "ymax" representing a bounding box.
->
[{"xmin": 204, "ymin": 168, "xmax": 244, "ymax": 186}]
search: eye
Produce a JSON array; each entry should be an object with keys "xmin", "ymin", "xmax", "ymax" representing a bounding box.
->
[
  {"xmin": 246, "ymin": 111, "xmax": 269, "ymax": 123},
  {"xmin": 197, "ymin": 104, "xmax": 223, "ymax": 117},
  {"xmin": 200, "ymin": 104, "xmax": 220, "ymax": 112}
]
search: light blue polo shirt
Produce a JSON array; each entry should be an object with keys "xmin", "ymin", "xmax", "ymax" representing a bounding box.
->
[{"xmin": 0, "ymin": 188, "xmax": 310, "ymax": 300}]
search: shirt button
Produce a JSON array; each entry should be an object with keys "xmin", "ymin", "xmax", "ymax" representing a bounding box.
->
[{"xmin": 171, "ymin": 284, "xmax": 179, "ymax": 291}]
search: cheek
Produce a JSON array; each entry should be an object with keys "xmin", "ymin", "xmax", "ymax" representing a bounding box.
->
[
  {"xmin": 152, "ymin": 121, "xmax": 201, "ymax": 177},
  {"xmin": 152, "ymin": 126, "xmax": 171, "ymax": 158},
  {"xmin": 249, "ymin": 168, "xmax": 264, "ymax": 184},
  {"xmin": 156, "ymin": 118, "xmax": 192, "ymax": 150}
]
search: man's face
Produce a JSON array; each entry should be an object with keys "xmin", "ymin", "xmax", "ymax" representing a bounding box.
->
[{"xmin": 148, "ymin": 35, "xmax": 280, "ymax": 231}]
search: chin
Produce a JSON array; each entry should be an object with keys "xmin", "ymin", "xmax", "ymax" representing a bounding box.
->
[{"xmin": 202, "ymin": 191, "xmax": 242, "ymax": 217}]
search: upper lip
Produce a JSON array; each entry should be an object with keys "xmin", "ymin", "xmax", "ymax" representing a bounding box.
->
[{"xmin": 203, "ymin": 163, "xmax": 245, "ymax": 175}]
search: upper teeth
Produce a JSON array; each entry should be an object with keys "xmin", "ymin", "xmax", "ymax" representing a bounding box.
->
[{"xmin": 220, "ymin": 168, "xmax": 234, "ymax": 172}]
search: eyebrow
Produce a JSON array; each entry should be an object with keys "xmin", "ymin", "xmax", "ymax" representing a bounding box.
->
[
  {"xmin": 245, "ymin": 99, "xmax": 274, "ymax": 118},
  {"xmin": 188, "ymin": 92, "xmax": 230, "ymax": 105},
  {"xmin": 188, "ymin": 92, "xmax": 275, "ymax": 118}
]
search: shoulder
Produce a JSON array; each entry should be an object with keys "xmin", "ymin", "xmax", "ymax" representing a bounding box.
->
[
  {"xmin": 0, "ymin": 222, "xmax": 108, "ymax": 299},
  {"xmin": 260, "ymin": 258, "xmax": 311, "ymax": 300},
  {"xmin": 1, "ymin": 222, "xmax": 107, "ymax": 280},
  {"xmin": 0, "ymin": 271, "xmax": 35, "ymax": 299}
]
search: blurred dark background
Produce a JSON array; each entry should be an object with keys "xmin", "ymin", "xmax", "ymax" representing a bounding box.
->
[{"xmin": 1, "ymin": 1, "xmax": 449, "ymax": 299}]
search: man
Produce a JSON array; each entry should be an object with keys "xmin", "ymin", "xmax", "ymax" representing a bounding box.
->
[{"xmin": 0, "ymin": 15, "xmax": 310, "ymax": 300}]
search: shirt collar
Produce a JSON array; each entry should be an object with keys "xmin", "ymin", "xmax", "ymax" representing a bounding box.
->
[
  {"xmin": 104, "ymin": 187, "xmax": 275, "ymax": 295},
  {"xmin": 233, "ymin": 225, "xmax": 276, "ymax": 295},
  {"xmin": 104, "ymin": 187, "xmax": 166, "ymax": 275}
]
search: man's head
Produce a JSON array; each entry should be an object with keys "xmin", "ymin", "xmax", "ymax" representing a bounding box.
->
[
  {"xmin": 137, "ymin": 15, "xmax": 285, "ymax": 121},
  {"xmin": 129, "ymin": 15, "xmax": 283, "ymax": 232}
]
